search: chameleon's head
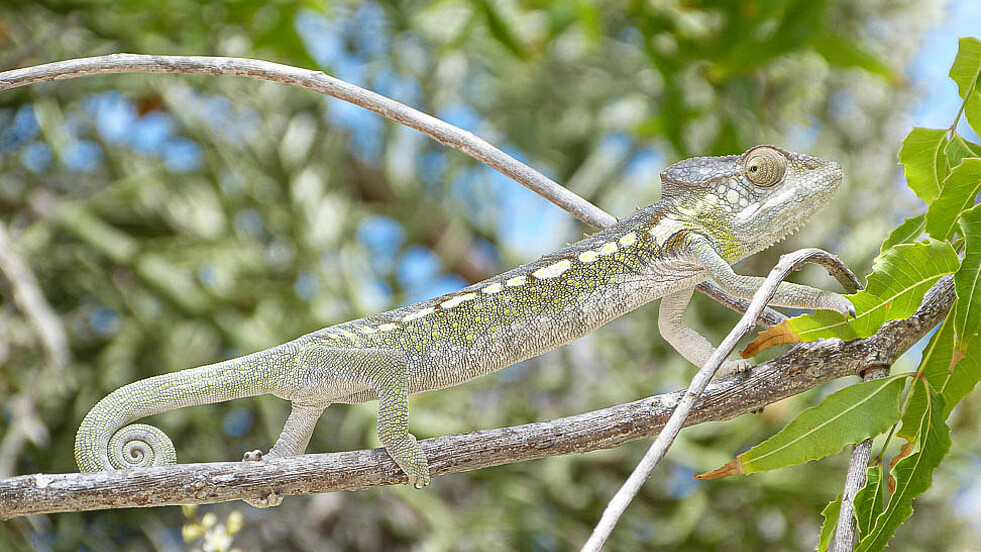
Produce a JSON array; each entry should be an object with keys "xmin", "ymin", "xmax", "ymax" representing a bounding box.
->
[{"xmin": 659, "ymin": 145, "xmax": 842, "ymax": 259}]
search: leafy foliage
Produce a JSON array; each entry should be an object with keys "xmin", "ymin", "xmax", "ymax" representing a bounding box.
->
[
  {"xmin": 742, "ymin": 239, "xmax": 958, "ymax": 354},
  {"xmin": 697, "ymin": 375, "xmax": 906, "ymax": 479},
  {"xmin": 736, "ymin": 32, "xmax": 981, "ymax": 552}
]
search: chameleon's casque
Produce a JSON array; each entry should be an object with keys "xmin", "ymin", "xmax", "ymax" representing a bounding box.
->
[{"xmin": 75, "ymin": 145, "xmax": 850, "ymax": 500}]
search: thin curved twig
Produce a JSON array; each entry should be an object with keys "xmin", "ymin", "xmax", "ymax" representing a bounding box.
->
[
  {"xmin": 0, "ymin": 54, "xmax": 615, "ymax": 230},
  {"xmin": 0, "ymin": 53, "xmax": 782, "ymax": 323}
]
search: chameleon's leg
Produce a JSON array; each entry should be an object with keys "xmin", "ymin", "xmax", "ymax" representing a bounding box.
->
[
  {"xmin": 686, "ymin": 234, "xmax": 855, "ymax": 315},
  {"xmin": 373, "ymin": 358, "xmax": 430, "ymax": 489},
  {"xmin": 659, "ymin": 287, "xmax": 752, "ymax": 376},
  {"xmin": 267, "ymin": 402, "xmax": 326, "ymax": 458}
]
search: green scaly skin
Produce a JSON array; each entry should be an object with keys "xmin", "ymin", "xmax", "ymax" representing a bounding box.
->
[{"xmin": 75, "ymin": 145, "xmax": 853, "ymax": 504}]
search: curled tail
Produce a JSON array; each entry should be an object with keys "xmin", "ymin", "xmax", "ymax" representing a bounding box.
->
[{"xmin": 75, "ymin": 345, "xmax": 293, "ymax": 472}]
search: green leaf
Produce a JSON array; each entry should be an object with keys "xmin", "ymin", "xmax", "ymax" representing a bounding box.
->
[
  {"xmin": 853, "ymin": 465, "xmax": 884, "ymax": 540},
  {"xmin": 856, "ymin": 384, "xmax": 950, "ymax": 552},
  {"xmin": 812, "ymin": 33, "xmax": 895, "ymax": 79},
  {"xmin": 949, "ymin": 37, "xmax": 981, "ymax": 99},
  {"xmin": 925, "ymin": 158, "xmax": 981, "ymax": 240},
  {"xmin": 900, "ymin": 311, "xmax": 981, "ymax": 436},
  {"xmin": 945, "ymin": 132, "xmax": 981, "ymax": 169},
  {"xmin": 696, "ymin": 376, "xmax": 906, "ymax": 478},
  {"xmin": 966, "ymin": 90, "xmax": 981, "ymax": 138},
  {"xmin": 898, "ymin": 128, "xmax": 948, "ymax": 204},
  {"xmin": 880, "ymin": 213, "xmax": 925, "ymax": 253},
  {"xmin": 955, "ymin": 204, "xmax": 981, "ymax": 348},
  {"xmin": 817, "ymin": 493, "xmax": 843, "ymax": 552},
  {"xmin": 782, "ymin": 240, "xmax": 959, "ymax": 342}
]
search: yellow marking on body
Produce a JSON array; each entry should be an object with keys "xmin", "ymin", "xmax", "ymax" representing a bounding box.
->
[
  {"xmin": 341, "ymin": 330, "xmax": 357, "ymax": 338},
  {"xmin": 533, "ymin": 259, "xmax": 572, "ymax": 279},
  {"xmin": 619, "ymin": 233, "xmax": 637, "ymax": 247},
  {"xmin": 361, "ymin": 326, "xmax": 378, "ymax": 334},
  {"xmin": 482, "ymin": 282, "xmax": 504, "ymax": 294},
  {"xmin": 402, "ymin": 306, "xmax": 435, "ymax": 322},
  {"xmin": 578, "ymin": 250, "xmax": 599, "ymax": 263},
  {"xmin": 506, "ymin": 276, "xmax": 527, "ymax": 287},
  {"xmin": 378, "ymin": 323, "xmax": 398, "ymax": 331},
  {"xmin": 441, "ymin": 292, "xmax": 477, "ymax": 309},
  {"xmin": 599, "ymin": 242, "xmax": 618, "ymax": 256}
]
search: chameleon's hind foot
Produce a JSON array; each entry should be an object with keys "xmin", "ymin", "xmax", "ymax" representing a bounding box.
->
[
  {"xmin": 387, "ymin": 434, "xmax": 431, "ymax": 489},
  {"xmin": 240, "ymin": 449, "xmax": 285, "ymax": 507}
]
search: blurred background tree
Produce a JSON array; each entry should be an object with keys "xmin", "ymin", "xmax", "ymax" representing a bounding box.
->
[{"xmin": 1, "ymin": 0, "xmax": 979, "ymax": 550}]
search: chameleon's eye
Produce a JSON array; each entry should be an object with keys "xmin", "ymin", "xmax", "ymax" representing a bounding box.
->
[{"xmin": 745, "ymin": 148, "xmax": 786, "ymax": 186}]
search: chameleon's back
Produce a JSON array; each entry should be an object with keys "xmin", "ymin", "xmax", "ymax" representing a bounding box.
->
[{"xmin": 305, "ymin": 205, "xmax": 708, "ymax": 399}]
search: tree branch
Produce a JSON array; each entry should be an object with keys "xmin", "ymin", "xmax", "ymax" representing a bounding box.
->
[
  {"xmin": 0, "ymin": 276, "xmax": 953, "ymax": 519},
  {"xmin": 0, "ymin": 53, "xmax": 780, "ymax": 324}
]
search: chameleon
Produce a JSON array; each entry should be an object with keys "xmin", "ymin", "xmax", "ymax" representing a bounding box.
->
[{"xmin": 74, "ymin": 145, "xmax": 853, "ymax": 500}]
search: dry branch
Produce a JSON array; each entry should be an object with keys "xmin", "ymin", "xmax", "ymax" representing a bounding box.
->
[{"xmin": 0, "ymin": 276, "xmax": 953, "ymax": 518}]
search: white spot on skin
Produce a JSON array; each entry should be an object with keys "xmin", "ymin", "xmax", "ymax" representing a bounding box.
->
[
  {"xmin": 402, "ymin": 306, "xmax": 435, "ymax": 322},
  {"xmin": 726, "ymin": 189, "xmax": 740, "ymax": 204},
  {"xmin": 506, "ymin": 276, "xmax": 527, "ymax": 287},
  {"xmin": 619, "ymin": 232, "xmax": 637, "ymax": 247},
  {"xmin": 716, "ymin": 185, "xmax": 726, "ymax": 195},
  {"xmin": 440, "ymin": 292, "xmax": 477, "ymax": 309},
  {"xmin": 482, "ymin": 282, "xmax": 504, "ymax": 294},
  {"xmin": 738, "ymin": 197, "xmax": 748, "ymax": 207},
  {"xmin": 533, "ymin": 259, "xmax": 572, "ymax": 279},
  {"xmin": 378, "ymin": 323, "xmax": 398, "ymax": 331},
  {"xmin": 361, "ymin": 327, "xmax": 378, "ymax": 334},
  {"xmin": 342, "ymin": 331, "xmax": 357, "ymax": 339},
  {"xmin": 599, "ymin": 242, "xmax": 618, "ymax": 256},
  {"xmin": 705, "ymin": 194, "xmax": 719, "ymax": 205},
  {"xmin": 579, "ymin": 250, "xmax": 599, "ymax": 263}
]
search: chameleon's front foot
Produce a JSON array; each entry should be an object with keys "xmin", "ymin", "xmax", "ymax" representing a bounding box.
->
[
  {"xmin": 717, "ymin": 359, "xmax": 753, "ymax": 378},
  {"xmin": 242, "ymin": 449, "xmax": 263, "ymax": 462},
  {"xmin": 386, "ymin": 434, "xmax": 431, "ymax": 489}
]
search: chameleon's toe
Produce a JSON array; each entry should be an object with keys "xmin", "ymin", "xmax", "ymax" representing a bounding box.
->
[
  {"xmin": 244, "ymin": 490, "xmax": 283, "ymax": 508},
  {"xmin": 717, "ymin": 359, "xmax": 753, "ymax": 378},
  {"xmin": 387, "ymin": 434, "xmax": 431, "ymax": 489},
  {"xmin": 818, "ymin": 291, "xmax": 855, "ymax": 318},
  {"xmin": 242, "ymin": 449, "xmax": 264, "ymax": 462}
]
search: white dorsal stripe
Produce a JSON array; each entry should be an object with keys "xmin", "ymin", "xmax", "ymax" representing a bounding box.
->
[
  {"xmin": 402, "ymin": 306, "xmax": 435, "ymax": 322},
  {"xmin": 579, "ymin": 250, "xmax": 599, "ymax": 263},
  {"xmin": 482, "ymin": 282, "xmax": 504, "ymax": 294},
  {"xmin": 506, "ymin": 276, "xmax": 527, "ymax": 287},
  {"xmin": 441, "ymin": 292, "xmax": 477, "ymax": 309},
  {"xmin": 533, "ymin": 259, "xmax": 572, "ymax": 279},
  {"xmin": 619, "ymin": 232, "xmax": 637, "ymax": 247},
  {"xmin": 599, "ymin": 242, "xmax": 618, "ymax": 255},
  {"xmin": 378, "ymin": 323, "xmax": 398, "ymax": 331}
]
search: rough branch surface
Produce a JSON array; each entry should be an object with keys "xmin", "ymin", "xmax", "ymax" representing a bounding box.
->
[{"xmin": 0, "ymin": 276, "xmax": 953, "ymax": 518}]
